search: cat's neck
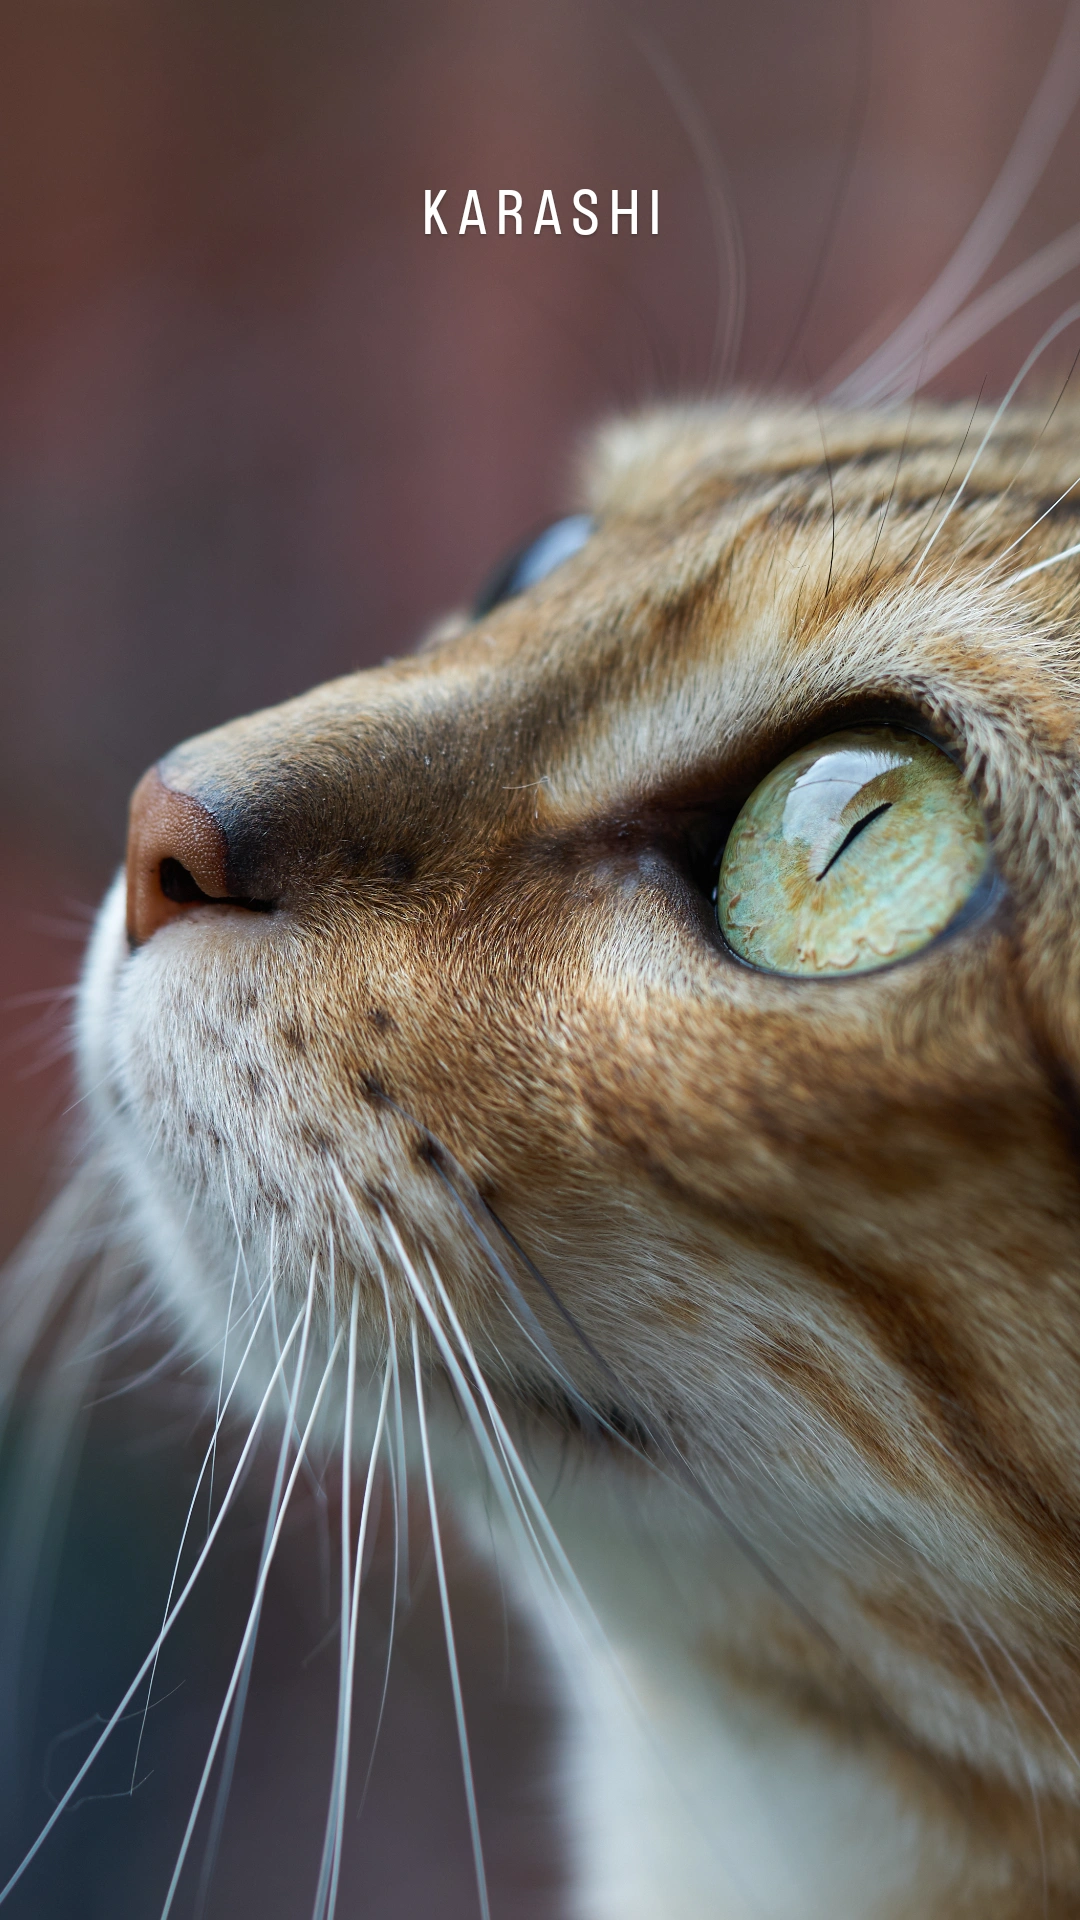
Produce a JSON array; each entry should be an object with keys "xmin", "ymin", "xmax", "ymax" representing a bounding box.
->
[{"xmin": 463, "ymin": 1451, "xmax": 1073, "ymax": 1920}]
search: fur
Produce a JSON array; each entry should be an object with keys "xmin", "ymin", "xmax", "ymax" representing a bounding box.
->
[{"xmin": 16, "ymin": 395, "xmax": 1080, "ymax": 1914}]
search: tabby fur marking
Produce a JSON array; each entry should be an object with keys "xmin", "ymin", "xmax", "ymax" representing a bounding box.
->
[{"xmin": 28, "ymin": 398, "xmax": 1080, "ymax": 1915}]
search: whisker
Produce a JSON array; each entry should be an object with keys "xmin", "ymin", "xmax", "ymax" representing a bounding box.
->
[
  {"xmin": 0, "ymin": 987, "xmax": 80, "ymax": 1011},
  {"xmin": 860, "ymin": 381, "xmax": 921, "ymax": 590},
  {"xmin": 129, "ymin": 1266, "xmax": 281, "ymax": 1791},
  {"xmin": 353, "ymin": 1189, "xmax": 766, "ymax": 1902},
  {"xmin": 953, "ymin": 343, "xmax": 1080, "ymax": 551},
  {"xmin": 312, "ymin": 1277, "xmax": 360, "ymax": 1920},
  {"xmin": 913, "ymin": 303, "xmax": 1080, "ymax": 578},
  {"xmin": 207, "ymin": 1250, "xmax": 243, "ymax": 1531},
  {"xmin": 410, "ymin": 1319, "xmax": 490, "ymax": 1920},
  {"xmin": 313, "ymin": 1307, "xmax": 392, "ymax": 1920},
  {"xmin": 626, "ymin": 22, "xmax": 745, "ymax": 389},
  {"xmin": 264, "ymin": 1219, "xmax": 329, "ymax": 1525},
  {"xmin": 360, "ymin": 1240, "xmax": 410, "ymax": 1608},
  {"xmin": 971, "ymin": 471, "xmax": 1080, "ymax": 583},
  {"xmin": 192, "ymin": 1247, "xmax": 321, "ymax": 1919},
  {"xmin": 0, "ymin": 1301, "xmax": 308, "ymax": 1909},
  {"xmin": 894, "ymin": 219, "xmax": 1080, "ymax": 397},
  {"xmin": 471, "ymin": 1194, "xmax": 919, "ymax": 1743},
  {"xmin": 160, "ymin": 1321, "xmax": 345, "ymax": 1920},
  {"xmin": 391, "ymin": 1234, "xmax": 742, "ymax": 1901},
  {"xmin": 970, "ymin": 1608, "xmax": 1080, "ymax": 1779},
  {"xmin": 1006, "ymin": 536, "xmax": 1080, "ymax": 584},
  {"xmin": 219, "ymin": 1150, "xmax": 252, "ymax": 1298},
  {"xmin": 832, "ymin": 0, "xmax": 1080, "ymax": 404},
  {"xmin": 941, "ymin": 1601, "xmax": 1048, "ymax": 1919},
  {"xmin": 382, "ymin": 1222, "xmax": 561, "ymax": 1605},
  {"xmin": 774, "ymin": 0, "xmax": 872, "ymax": 384},
  {"xmin": 355, "ymin": 1394, "xmax": 401, "ymax": 1824},
  {"xmin": 339, "ymin": 1118, "xmax": 599, "ymax": 1437}
]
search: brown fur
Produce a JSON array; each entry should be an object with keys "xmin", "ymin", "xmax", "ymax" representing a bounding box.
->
[{"xmin": 59, "ymin": 396, "xmax": 1080, "ymax": 1911}]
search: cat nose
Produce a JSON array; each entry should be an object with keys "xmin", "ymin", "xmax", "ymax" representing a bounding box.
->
[{"xmin": 126, "ymin": 767, "xmax": 233, "ymax": 946}]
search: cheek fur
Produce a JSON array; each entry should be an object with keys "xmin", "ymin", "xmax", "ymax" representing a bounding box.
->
[{"xmin": 57, "ymin": 397, "xmax": 1080, "ymax": 1914}]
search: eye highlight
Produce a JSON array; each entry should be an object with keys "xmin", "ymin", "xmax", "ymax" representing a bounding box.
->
[{"xmin": 715, "ymin": 726, "xmax": 990, "ymax": 977}]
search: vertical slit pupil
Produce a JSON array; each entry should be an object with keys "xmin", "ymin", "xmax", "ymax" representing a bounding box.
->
[{"xmin": 815, "ymin": 802, "xmax": 893, "ymax": 882}]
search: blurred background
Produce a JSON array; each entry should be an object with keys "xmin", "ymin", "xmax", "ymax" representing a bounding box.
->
[{"xmin": 4, "ymin": 0, "xmax": 1080, "ymax": 1911}]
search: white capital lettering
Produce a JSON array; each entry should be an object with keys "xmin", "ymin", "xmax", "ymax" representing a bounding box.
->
[
  {"xmin": 573, "ymin": 189, "xmax": 598, "ymax": 236},
  {"xmin": 534, "ymin": 189, "xmax": 561, "ymax": 235},
  {"xmin": 611, "ymin": 189, "xmax": 637, "ymax": 234},
  {"xmin": 459, "ymin": 190, "xmax": 486, "ymax": 234},
  {"xmin": 499, "ymin": 190, "xmax": 522, "ymax": 235},
  {"xmin": 651, "ymin": 189, "xmax": 659, "ymax": 235},
  {"xmin": 425, "ymin": 189, "xmax": 447, "ymax": 235}
]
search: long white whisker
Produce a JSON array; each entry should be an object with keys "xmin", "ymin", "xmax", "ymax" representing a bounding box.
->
[
  {"xmin": 832, "ymin": 0, "xmax": 1080, "ymax": 404},
  {"xmin": 376, "ymin": 1211, "xmax": 619, "ymax": 1664},
  {"xmin": 219, "ymin": 1149, "xmax": 253, "ymax": 1300},
  {"xmin": 399, "ymin": 1239, "xmax": 560, "ymax": 1593},
  {"xmin": 0, "ymin": 1302, "xmax": 308, "ymax": 1909},
  {"xmin": 891, "ymin": 219, "xmax": 1080, "ymax": 397},
  {"xmin": 160, "ymin": 1323, "xmax": 345, "ymax": 1920},
  {"xmin": 425, "ymin": 1160, "xmax": 601, "ymax": 1430},
  {"xmin": 312, "ymin": 1278, "xmax": 359, "ymax": 1920},
  {"xmin": 384, "ymin": 1221, "xmax": 658, "ymax": 1829},
  {"xmin": 386, "ymin": 1219, "xmax": 591, "ymax": 1613},
  {"xmin": 411, "ymin": 1320, "xmax": 490, "ymax": 1920},
  {"xmin": 972, "ymin": 472, "xmax": 1080, "ymax": 582},
  {"xmin": 207, "ymin": 1249, "xmax": 243, "ymax": 1531},
  {"xmin": 192, "ymin": 1248, "xmax": 321, "ymax": 1918},
  {"xmin": 627, "ymin": 22, "xmax": 745, "ymax": 389},
  {"xmin": 942, "ymin": 1602, "xmax": 1048, "ymax": 1918},
  {"xmin": 1007, "ymin": 537, "xmax": 1080, "ymax": 584},
  {"xmin": 355, "ymin": 1413, "xmax": 400, "ymax": 1823},
  {"xmin": 365, "ymin": 1250, "xmax": 410, "ymax": 1606},
  {"xmin": 970, "ymin": 1607, "xmax": 1080, "ymax": 1777},
  {"xmin": 913, "ymin": 300, "xmax": 1080, "ymax": 577},
  {"xmin": 408, "ymin": 1240, "xmax": 761, "ymax": 1905},
  {"xmin": 314, "ymin": 1325, "xmax": 392, "ymax": 1920},
  {"xmin": 352, "ymin": 1184, "xmax": 745, "ymax": 1902},
  {"xmin": 129, "ymin": 1265, "xmax": 279, "ymax": 1792}
]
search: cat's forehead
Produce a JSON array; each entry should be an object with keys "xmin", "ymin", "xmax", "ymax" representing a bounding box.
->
[
  {"xmin": 428, "ymin": 396, "xmax": 1080, "ymax": 848},
  {"xmin": 579, "ymin": 397, "xmax": 1080, "ymax": 522}
]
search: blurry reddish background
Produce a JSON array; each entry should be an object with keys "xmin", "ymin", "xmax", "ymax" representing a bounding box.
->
[{"xmin": 3, "ymin": 2, "xmax": 1080, "ymax": 1912}]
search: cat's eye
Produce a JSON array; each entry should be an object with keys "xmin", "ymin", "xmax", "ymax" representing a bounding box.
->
[
  {"xmin": 473, "ymin": 513, "xmax": 593, "ymax": 616},
  {"xmin": 715, "ymin": 725, "xmax": 990, "ymax": 977}
]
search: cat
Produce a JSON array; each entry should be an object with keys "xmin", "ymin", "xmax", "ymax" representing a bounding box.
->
[{"xmin": 7, "ymin": 385, "xmax": 1080, "ymax": 1919}]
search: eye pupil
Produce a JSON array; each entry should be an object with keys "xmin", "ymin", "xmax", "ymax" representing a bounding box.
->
[{"xmin": 815, "ymin": 801, "xmax": 893, "ymax": 881}]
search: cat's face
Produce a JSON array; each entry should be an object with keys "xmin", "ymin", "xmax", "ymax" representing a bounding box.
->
[{"xmin": 79, "ymin": 399, "xmax": 1080, "ymax": 1780}]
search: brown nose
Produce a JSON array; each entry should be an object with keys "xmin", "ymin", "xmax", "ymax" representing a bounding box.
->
[{"xmin": 126, "ymin": 767, "xmax": 233, "ymax": 946}]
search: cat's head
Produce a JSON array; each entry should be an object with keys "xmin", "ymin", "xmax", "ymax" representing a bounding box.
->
[{"xmin": 79, "ymin": 397, "xmax": 1080, "ymax": 1786}]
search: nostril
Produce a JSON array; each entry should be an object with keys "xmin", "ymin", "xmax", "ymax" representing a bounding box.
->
[
  {"xmin": 158, "ymin": 856, "xmax": 274, "ymax": 914},
  {"xmin": 159, "ymin": 857, "xmax": 214, "ymax": 905},
  {"xmin": 126, "ymin": 766, "xmax": 272, "ymax": 947}
]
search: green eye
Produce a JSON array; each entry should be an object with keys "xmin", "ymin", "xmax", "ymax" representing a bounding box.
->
[{"xmin": 716, "ymin": 726, "xmax": 990, "ymax": 977}]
